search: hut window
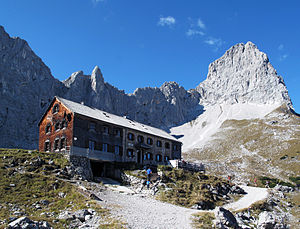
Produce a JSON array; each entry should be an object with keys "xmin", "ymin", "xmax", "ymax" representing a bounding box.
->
[
  {"xmin": 115, "ymin": 146, "xmax": 122, "ymax": 155},
  {"xmin": 103, "ymin": 126, "xmax": 109, "ymax": 134},
  {"xmin": 60, "ymin": 137, "xmax": 66, "ymax": 149},
  {"xmin": 127, "ymin": 149, "xmax": 134, "ymax": 157},
  {"xmin": 52, "ymin": 104, "xmax": 59, "ymax": 114},
  {"xmin": 128, "ymin": 133, "xmax": 134, "ymax": 141},
  {"xmin": 61, "ymin": 120, "xmax": 67, "ymax": 129},
  {"xmin": 147, "ymin": 152, "xmax": 153, "ymax": 160},
  {"xmin": 54, "ymin": 122, "xmax": 60, "ymax": 131},
  {"xmin": 45, "ymin": 124, "xmax": 51, "ymax": 134},
  {"xmin": 156, "ymin": 140, "xmax": 162, "ymax": 147},
  {"xmin": 54, "ymin": 138, "xmax": 59, "ymax": 151},
  {"xmin": 137, "ymin": 135, "xmax": 144, "ymax": 143},
  {"xmin": 114, "ymin": 129, "xmax": 121, "ymax": 137},
  {"xmin": 102, "ymin": 143, "xmax": 108, "ymax": 152},
  {"xmin": 89, "ymin": 140, "xmax": 95, "ymax": 151},
  {"xmin": 89, "ymin": 122, "xmax": 96, "ymax": 131},
  {"xmin": 147, "ymin": 138, "xmax": 153, "ymax": 145},
  {"xmin": 44, "ymin": 140, "xmax": 51, "ymax": 152},
  {"xmin": 165, "ymin": 142, "xmax": 170, "ymax": 149},
  {"xmin": 67, "ymin": 113, "xmax": 72, "ymax": 122},
  {"xmin": 156, "ymin": 154, "xmax": 162, "ymax": 162},
  {"xmin": 173, "ymin": 144, "xmax": 178, "ymax": 151}
]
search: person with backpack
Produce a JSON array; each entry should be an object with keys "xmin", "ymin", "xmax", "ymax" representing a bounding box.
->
[{"xmin": 146, "ymin": 167, "xmax": 152, "ymax": 181}]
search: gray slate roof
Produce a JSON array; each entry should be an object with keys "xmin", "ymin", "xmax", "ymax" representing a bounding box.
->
[{"xmin": 57, "ymin": 97, "xmax": 180, "ymax": 142}]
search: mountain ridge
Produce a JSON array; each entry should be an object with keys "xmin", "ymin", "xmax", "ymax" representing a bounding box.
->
[{"xmin": 0, "ymin": 25, "xmax": 295, "ymax": 149}]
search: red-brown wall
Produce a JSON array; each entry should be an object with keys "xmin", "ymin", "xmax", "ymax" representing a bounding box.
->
[{"xmin": 38, "ymin": 98, "xmax": 74, "ymax": 152}]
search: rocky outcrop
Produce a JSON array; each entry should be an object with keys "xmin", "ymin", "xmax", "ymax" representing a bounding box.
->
[
  {"xmin": 214, "ymin": 207, "xmax": 239, "ymax": 229},
  {"xmin": 257, "ymin": 211, "xmax": 288, "ymax": 229},
  {"xmin": 8, "ymin": 217, "xmax": 52, "ymax": 229},
  {"xmin": 197, "ymin": 42, "xmax": 292, "ymax": 107}
]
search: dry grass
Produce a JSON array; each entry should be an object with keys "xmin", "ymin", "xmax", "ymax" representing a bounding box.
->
[
  {"xmin": 192, "ymin": 212, "xmax": 215, "ymax": 229},
  {"xmin": 157, "ymin": 168, "xmax": 235, "ymax": 209},
  {"xmin": 0, "ymin": 148, "xmax": 124, "ymax": 228}
]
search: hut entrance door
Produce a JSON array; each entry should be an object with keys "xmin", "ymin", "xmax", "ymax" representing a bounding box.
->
[{"xmin": 137, "ymin": 150, "xmax": 143, "ymax": 164}]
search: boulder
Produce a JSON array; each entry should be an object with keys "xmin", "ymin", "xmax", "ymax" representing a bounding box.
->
[
  {"xmin": 73, "ymin": 209, "xmax": 92, "ymax": 222},
  {"xmin": 214, "ymin": 207, "xmax": 240, "ymax": 229},
  {"xmin": 257, "ymin": 211, "xmax": 287, "ymax": 229},
  {"xmin": 8, "ymin": 216, "xmax": 52, "ymax": 229}
]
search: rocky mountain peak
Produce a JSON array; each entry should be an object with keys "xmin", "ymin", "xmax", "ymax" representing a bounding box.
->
[
  {"xmin": 91, "ymin": 65, "xmax": 103, "ymax": 80},
  {"xmin": 91, "ymin": 65, "xmax": 104, "ymax": 92},
  {"xmin": 197, "ymin": 42, "xmax": 292, "ymax": 107}
]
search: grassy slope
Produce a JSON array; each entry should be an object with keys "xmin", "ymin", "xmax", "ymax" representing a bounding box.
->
[
  {"xmin": 187, "ymin": 105, "xmax": 300, "ymax": 185},
  {"xmin": 0, "ymin": 149, "xmax": 123, "ymax": 228}
]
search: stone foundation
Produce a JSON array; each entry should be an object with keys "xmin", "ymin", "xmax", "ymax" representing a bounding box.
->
[{"xmin": 69, "ymin": 155, "xmax": 93, "ymax": 181}]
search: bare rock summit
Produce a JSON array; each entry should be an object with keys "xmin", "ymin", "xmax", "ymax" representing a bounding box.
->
[{"xmin": 196, "ymin": 41, "xmax": 292, "ymax": 107}]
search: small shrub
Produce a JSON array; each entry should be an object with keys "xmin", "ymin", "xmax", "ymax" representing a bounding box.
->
[
  {"xmin": 280, "ymin": 155, "xmax": 288, "ymax": 160},
  {"xmin": 259, "ymin": 176, "xmax": 295, "ymax": 188},
  {"xmin": 157, "ymin": 165, "xmax": 172, "ymax": 172},
  {"xmin": 289, "ymin": 176, "xmax": 300, "ymax": 186}
]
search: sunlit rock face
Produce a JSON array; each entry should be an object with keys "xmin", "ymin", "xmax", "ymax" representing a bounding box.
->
[
  {"xmin": 0, "ymin": 26, "xmax": 65, "ymax": 149},
  {"xmin": 196, "ymin": 42, "xmax": 291, "ymax": 107}
]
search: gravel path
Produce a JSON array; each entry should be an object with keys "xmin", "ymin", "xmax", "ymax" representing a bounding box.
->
[
  {"xmin": 94, "ymin": 184, "xmax": 198, "ymax": 229},
  {"xmin": 88, "ymin": 181, "xmax": 269, "ymax": 229},
  {"xmin": 223, "ymin": 185, "xmax": 269, "ymax": 211}
]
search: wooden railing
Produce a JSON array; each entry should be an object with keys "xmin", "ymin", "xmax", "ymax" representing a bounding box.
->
[{"xmin": 170, "ymin": 160, "xmax": 205, "ymax": 173}]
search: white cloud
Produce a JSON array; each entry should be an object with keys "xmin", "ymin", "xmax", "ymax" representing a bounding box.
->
[
  {"xmin": 92, "ymin": 0, "xmax": 105, "ymax": 5},
  {"xmin": 197, "ymin": 18, "xmax": 206, "ymax": 29},
  {"xmin": 278, "ymin": 44, "xmax": 284, "ymax": 51},
  {"xmin": 279, "ymin": 54, "xmax": 288, "ymax": 61},
  {"xmin": 204, "ymin": 37, "xmax": 224, "ymax": 51},
  {"xmin": 158, "ymin": 16, "xmax": 176, "ymax": 27},
  {"xmin": 186, "ymin": 29, "xmax": 205, "ymax": 37},
  {"xmin": 204, "ymin": 37, "xmax": 223, "ymax": 46}
]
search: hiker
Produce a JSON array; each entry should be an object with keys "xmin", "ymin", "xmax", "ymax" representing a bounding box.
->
[
  {"xmin": 146, "ymin": 167, "xmax": 152, "ymax": 181},
  {"xmin": 228, "ymin": 175, "xmax": 231, "ymax": 183},
  {"xmin": 254, "ymin": 177, "xmax": 257, "ymax": 186},
  {"xmin": 146, "ymin": 180, "xmax": 150, "ymax": 189},
  {"xmin": 265, "ymin": 180, "xmax": 270, "ymax": 188}
]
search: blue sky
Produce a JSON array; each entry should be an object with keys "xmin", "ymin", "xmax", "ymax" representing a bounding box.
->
[{"xmin": 0, "ymin": 0, "xmax": 299, "ymax": 112}]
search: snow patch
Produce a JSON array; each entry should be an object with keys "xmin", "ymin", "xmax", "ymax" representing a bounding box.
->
[{"xmin": 171, "ymin": 103, "xmax": 280, "ymax": 151}]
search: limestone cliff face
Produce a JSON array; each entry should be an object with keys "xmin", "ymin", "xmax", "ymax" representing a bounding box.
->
[
  {"xmin": 0, "ymin": 26, "xmax": 64, "ymax": 149},
  {"xmin": 196, "ymin": 42, "xmax": 292, "ymax": 107},
  {"xmin": 0, "ymin": 26, "xmax": 293, "ymax": 149}
]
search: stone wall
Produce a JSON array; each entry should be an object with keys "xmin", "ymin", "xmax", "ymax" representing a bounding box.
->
[{"xmin": 69, "ymin": 155, "xmax": 93, "ymax": 181}]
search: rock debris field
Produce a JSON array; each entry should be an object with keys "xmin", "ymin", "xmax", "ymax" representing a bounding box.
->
[{"xmin": 87, "ymin": 180, "xmax": 269, "ymax": 229}]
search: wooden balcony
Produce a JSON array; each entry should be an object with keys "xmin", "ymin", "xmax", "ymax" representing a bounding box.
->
[{"xmin": 70, "ymin": 146, "xmax": 115, "ymax": 162}]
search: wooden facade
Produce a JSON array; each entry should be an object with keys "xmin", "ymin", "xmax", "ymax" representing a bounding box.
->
[{"xmin": 38, "ymin": 97, "xmax": 182, "ymax": 177}]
